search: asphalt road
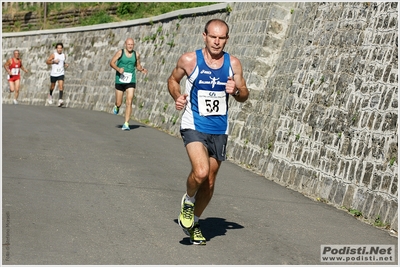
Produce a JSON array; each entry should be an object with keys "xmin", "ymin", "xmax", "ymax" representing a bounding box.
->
[{"xmin": 2, "ymin": 104, "xmax": 398, "ymax": 265}]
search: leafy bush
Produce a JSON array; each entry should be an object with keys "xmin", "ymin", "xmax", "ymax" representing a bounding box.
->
[
  {"xmin": 79, "ymin": 11, "xmax": 114, "ymax": 26},
  {"xmin": 117, "ymin": 3, "xmax": 140, "ymax": 16}
]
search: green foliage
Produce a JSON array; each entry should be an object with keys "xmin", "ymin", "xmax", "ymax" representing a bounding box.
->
[
  {"xmin": 3, "ymin": 2, "xmax": 217, "ymax": 31},
  {"xmin": 349, "ymin": 208, "xmax": 362, "ymax": 217},
  {"xmin": 79, "ymin": 11, "xmax": 113, "ymax": 26},
  {"xmin": 167, "ymin": 40, "xmax": 175, "ymax": 48},
  {"xmin": 373, "ymin": 215, "xmax": 388, "ymax": 227},
  {"xmin": 117, "ymin": 3, "xmax": 140, "ymax": 16},
  {"xmin": 267, "ymin": 142, "xmax": 273, "ymax": 151},
  {"xmin": 171, "ymin": 115, "xmax": 178, "ymax": 125},
  {"xmin": 352, "ymin": 114, "xmax": 358, "ymax": 122},
  {"xmin": 115, "ymin": 2, "xmax": 216, "ymax": 20}
]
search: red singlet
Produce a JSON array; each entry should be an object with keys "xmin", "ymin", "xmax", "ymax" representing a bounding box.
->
[{"xmin": 7, "ymin": 58, "xmax": 21, "ymax": 82}]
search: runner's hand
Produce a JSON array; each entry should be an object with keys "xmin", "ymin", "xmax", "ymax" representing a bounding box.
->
[
  {"xmin": 225, "ymin": 76, "xmax": 236, "ymax": 95},
  {"xmin": 175, "ymin": 94, "xmax": 188, "ymax": 110}
]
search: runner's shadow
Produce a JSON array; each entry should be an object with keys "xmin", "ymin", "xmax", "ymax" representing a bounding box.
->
[
  {"xmin": 174, "ymin": 217, "xmax": 244, "ymax": 245},
  {"xmin": 116, "ymin": 124, "xmax": 145, "ymax": 130}
]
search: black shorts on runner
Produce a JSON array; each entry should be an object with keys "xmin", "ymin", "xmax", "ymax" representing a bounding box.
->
[
  {"xmin": 50, "ymin": 75, "xmax": 64, "ymax": 83},
  {"xmin": 115, "ymin": 83, "xmax": 136, "ymax": 92},
  {"xmin": 180, "ymin": 128, "xmax": 228, "ymax": 161}
]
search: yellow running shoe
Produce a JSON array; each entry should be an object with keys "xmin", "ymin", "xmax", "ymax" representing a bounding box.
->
[
  {"xmin": 178, "ymin": 194, "xmax": 194, "ymax": 229},
  {"xmin": 188, "ymin": 223, "xmax": 206, "ymax": 245}
]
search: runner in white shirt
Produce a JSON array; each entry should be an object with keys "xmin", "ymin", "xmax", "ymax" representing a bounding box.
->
[{"xmin": 45, "ymin": 43, "xmax": 69, "ymax": 107}]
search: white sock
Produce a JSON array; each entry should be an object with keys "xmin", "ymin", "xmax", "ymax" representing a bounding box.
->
[
  {"xmin": 185, "ymin": 192, "xmax": 196, "ymax": 204},
  {"xmin": 194, "ymin": 216, "xmax": 199, "ymax": 223}
]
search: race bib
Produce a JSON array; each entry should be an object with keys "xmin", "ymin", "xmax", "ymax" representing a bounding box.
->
[
  {"xmin": 119, "ymin": 72, "xmax": 133, "ymax": 83},
  {"xmin": 54, "ymin": 67, "xmax": 63, "ymax": 74},
  {"xmin": 198, "ymin": 90, "xmax": 227, "ymax": 116},
  {"xmin": 11, "ymin": 68, "xmax": 19, "ymax": 75}
]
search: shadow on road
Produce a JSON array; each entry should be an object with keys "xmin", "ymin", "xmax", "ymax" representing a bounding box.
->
[
  {"xmin": 115, "ymin": 124, "xmax": 146, "ymax": 130},
  {"xmin": 174, "ymin": 217, "xmax": 244, "ymax": 245}
]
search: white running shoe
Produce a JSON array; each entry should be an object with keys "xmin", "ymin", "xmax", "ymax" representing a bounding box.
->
[
  {"xmin": 58, "ymin": 99, "xmax": 64, "ymax": 107},
  {"xmin": 13, "ymin": 99, "xmax": 18, "ymax": 105},
  {"xmin": 48, "ymin": 95, "xmax": 53, "ymax": 105}
]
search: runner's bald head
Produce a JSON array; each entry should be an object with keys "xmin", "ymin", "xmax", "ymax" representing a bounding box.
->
[{"xmin": 126, "ymin": 38, "xmax": 134, "ymax": 45}]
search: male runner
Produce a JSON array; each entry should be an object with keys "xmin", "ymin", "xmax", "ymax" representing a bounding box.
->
[
  {"xmin": 110, "ymin": 38, "xmax": 147, "ymax": 130},
  {"xmin": 167, "ymin": 19, "xmax": 249, "ymax": 245},
  {"xmin": 4, "ymin": 50, "xmax": 29, "ymax": 104},
  {"xmin": 46, "ymin": 42, "xmax": 69, "ymax": 107}
]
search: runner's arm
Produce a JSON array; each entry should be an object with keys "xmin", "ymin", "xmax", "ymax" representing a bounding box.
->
[
  {"xmin": 167, "ymin": 53, "xmax": 197, "ymax": 111},
  {"xmin": 110, "ymin": 50, "xmax": 123, "ymax": 74},
  {"xmin": 135, "ymin": 52, "xmax": 147, "ymax": 74},
  {"xmin": 230, "ymin": 56, "xmax": 249, "ymax": 102},
  {"xmin": 45, "ymin": 54, "xmax": 55, "ymax": 65},
  {"xmin": 167, "ymin": 58, "xmax": 187, "ymax": 102},
  {"xmin": 4, "ymin": 59, "xmax": 12, "ymax": 74},
  {"xmin": 64, "ymin": 55, "xmax": 69, "ymax": 69},
  {"xmin": 20, "ymin": 60, "xmax": 29, "ymax": 73}
]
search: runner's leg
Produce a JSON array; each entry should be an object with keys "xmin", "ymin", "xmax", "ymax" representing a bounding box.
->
[
  {"xmin": 193, "ymin": 156, "xmax": 221, "ymax": 218},
  {"xmin": 185, "ymin": 142, "xmax": 211, "ymax": 198},
  {"xmin": 8, "ymin": 80, "xmax": 15, "ymax": 93},
  {"xmin": 114, "ymin": 88, "xmax": 123, "ymax": 108},
  {"xmin": 58, "ymin": 80, "xmax": 64, "ymax": 99},
  {"xmin": 124, "ymin": 87, "xmax": 134, "ymax": 123},
  {"xmin": 13, "ymin": 79, "xmax": 20, "ymax": 100}
]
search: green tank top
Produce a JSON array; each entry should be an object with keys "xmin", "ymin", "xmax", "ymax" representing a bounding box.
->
[{"xmin": 115, "ymin": 49, "xmax": 137, "ymax": 84}]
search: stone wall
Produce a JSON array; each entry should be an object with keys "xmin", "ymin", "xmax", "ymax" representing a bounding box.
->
[{"xmin": 2, "ymin": 2, "xmax": 398, "ymax": 231}]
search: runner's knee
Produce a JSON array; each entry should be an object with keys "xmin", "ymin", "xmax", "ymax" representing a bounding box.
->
[{"xmin": 192, "ymin": 167, "xmax": 209, "ymax": 182}]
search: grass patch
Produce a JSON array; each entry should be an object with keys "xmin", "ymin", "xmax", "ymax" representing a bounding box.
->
[{"xmin": 3, "ymin": 2, "xmax": 218, "ymax": 31}]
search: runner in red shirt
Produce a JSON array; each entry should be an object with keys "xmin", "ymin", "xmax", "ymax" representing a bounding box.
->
[{"xmin": 4, "ymin": 50, "xmax": 29, "ymax": 104}]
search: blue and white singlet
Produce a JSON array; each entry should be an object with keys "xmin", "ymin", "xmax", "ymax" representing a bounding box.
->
[{"xmin": 181, "ymin": 49, "xmax": 233, "ymax": 135}]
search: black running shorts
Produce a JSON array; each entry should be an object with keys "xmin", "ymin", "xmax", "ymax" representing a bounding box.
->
[
  {"xmin": 180, "ymin": 128, "xmax": 228, "ymax": 161},
  {"xmin": 115, "ymin": 83, "xmax": 136, "ymax": 92},
  {"xmin": 50, "ymin": 75, "xmax": 64, "ymax": 83}
]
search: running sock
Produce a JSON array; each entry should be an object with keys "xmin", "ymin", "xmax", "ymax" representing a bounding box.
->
[
  {"xmin": 194, "ymin": 216, "xmax": 199, "ymax": 223},
  {"xmin": 49, "ymin": 89, "xmax": 53, "ymax": 96},
  {"xmin": 59, "ymin": 91, "xmax": 63, "ymax": 99},
  {"xmin": 185, "ymin": 192, "xmax": 196, "ymax": 204}
]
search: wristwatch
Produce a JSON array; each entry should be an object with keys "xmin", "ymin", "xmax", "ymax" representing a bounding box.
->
[{"xmin": 232, "ymin": 89, "xmax": 240, "ymax": 96}]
